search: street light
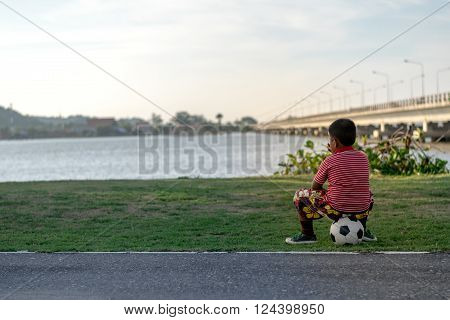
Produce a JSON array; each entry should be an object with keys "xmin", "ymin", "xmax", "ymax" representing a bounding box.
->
[
  {"xmin": 299, "ymin": 104, "xmax": 305, "ymax": 118},
  {"xmin": 410, "ymin": 74, "xmax": 421, "ymax": 98},
  {"xmin": 404, "ymin": 59, "xmax": 425, "ymax": 97},
  {"xmin": 364, "ymin": 88, "xmax": 373, "ymax": 107},
  {"xmin": 320, "ymin": 91, "xmax": 333, "ymax": 113},
  {"xmin": 301, "ymin": 97, "xmax": 312, "ymax": 117},
  {"xmin": 373, "ymin": 80, "xmax": 403, "ymax": 103},
  {"xmin": 373, "ymin": 85, "xmax": 386, "ymax": 104},
  {"xmin": 349, "ymin": 80, "xmax": 365, "ymax": 107},
  {"xmin": 436, "ymin": 67, "xmax": 450, "ymax": 94},
  {"xmin": 389, "ymin": 80, "xmax": 404, "ymax": 101},
  {"xmin": 312, "ymin": 96, "xmax": 321, "ymax": 115},
  {"xmin": 298, "ymin": 108, "xmax": 304, "ymax": 118},
  {"xmin": 333, "ymin": 85, "xmax": 347, "ymax": 111},
  {"xmin": 372, "ymin": 70, "xmax": 390, "ymax": 102},
  {"xmin": 308, "ymin": 102, "xmax": 316, "ymax": 117}
]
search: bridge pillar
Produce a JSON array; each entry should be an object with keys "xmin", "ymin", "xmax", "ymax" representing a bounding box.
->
[
  {"xmin": 422, "ymin": 120, "xmax": 428, "ymax": 133},
  {"xmin": 380, "ymin": 122, "xmax": 385, "ymax": 133}
]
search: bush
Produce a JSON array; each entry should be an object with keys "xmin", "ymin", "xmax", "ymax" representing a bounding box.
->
[{"xmin": 276, "ymin": 128, "xmax": 448, "ymax": 176}]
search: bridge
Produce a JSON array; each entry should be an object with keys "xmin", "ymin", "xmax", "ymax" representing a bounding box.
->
[{"xmin": 259, "ymin": 92, "xmax": 450, "ymax": 139}]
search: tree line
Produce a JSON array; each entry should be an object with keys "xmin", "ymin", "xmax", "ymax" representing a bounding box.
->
[{"xmin": 0, "ymin": 105, "xmax": 258, "ymax": 139}]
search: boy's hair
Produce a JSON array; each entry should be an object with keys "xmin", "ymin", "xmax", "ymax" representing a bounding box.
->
[{"xmin": 328, "ymin": 118, "xmax": 356, "ymax": 146}]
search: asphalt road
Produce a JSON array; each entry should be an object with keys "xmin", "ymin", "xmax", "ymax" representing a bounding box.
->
[{"xmin": 0, "ymin": 252, "xmax": 448, "ymax": 299}]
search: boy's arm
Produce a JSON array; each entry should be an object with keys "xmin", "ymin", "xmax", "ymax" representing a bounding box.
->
[
  {"xmin": 312, "ymin": 157, "xmax": 329, "ymax": 191},
  {"xmin": 311, "ymin": 180, "xmax": 323, "ymax": 191}
]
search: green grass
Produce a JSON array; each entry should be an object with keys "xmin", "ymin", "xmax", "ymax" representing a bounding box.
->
[{"xmin": 0, "ymin": 175, "xmax": 449, "ymax": 252}]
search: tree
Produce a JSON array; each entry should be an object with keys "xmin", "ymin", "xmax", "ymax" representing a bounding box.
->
[
  {"xmin": 171, "ymin": 111, "xmax": 208, "ymax": 126},
  {"xmin": 215, "ymin": 113, "xmax": 223, "ymax": 126},
  {"xmin": 234, "ymin": 116, "xmax": 258, "ymax": 127},
  {"xmin": 240, "ymin": 116, "xmax": 257, "ymax": 126},
  {"xmin": 150, "ymin": 113, "xmax": 163, "ymax": 127}
]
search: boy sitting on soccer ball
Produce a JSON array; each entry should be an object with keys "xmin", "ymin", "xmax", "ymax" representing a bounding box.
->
[{"xmin": 285, "ymin": 118, "xmax": 377, "ymax": 244}]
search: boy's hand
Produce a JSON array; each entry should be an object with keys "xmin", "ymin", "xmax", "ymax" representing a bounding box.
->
[{"xmin": 311, "ymin": 181, "xmax": 323, "ymax": 191}]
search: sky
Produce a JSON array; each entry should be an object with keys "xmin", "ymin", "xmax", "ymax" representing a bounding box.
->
[{"xmin": 0, "ymin": 0, "xmax": 449, "ymax": 123}]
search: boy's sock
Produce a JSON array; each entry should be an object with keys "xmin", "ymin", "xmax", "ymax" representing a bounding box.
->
[
  {"xmin": 359, "ymin": 216, "xmax": 377, "ymax": 241},
  {"xmin": 300, "ymin": 220, "xmax": 315, "ymax": 236},
  {"xmin": 359, "ymin": 217, "xmax": 368, "ymax": 230}
]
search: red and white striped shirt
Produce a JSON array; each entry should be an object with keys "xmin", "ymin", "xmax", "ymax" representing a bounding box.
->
[{"xmin": 314, "ymin": 146, "xmax": 371, "ymax": 213}]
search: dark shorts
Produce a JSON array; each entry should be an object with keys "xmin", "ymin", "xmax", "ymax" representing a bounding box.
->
[{"xmin": 293, "ymin": 188, "xmax": 373, "ymax": 221}]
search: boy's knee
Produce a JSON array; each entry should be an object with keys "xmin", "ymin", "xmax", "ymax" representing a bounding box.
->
[{"xmin": 293, "ymin": 188, "xmax": 310, "ymax": 202}]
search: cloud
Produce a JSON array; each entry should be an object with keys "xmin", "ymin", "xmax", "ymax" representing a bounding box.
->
[
  {"xmin": 0, "ymin": 0, "xmax": 447, "ymax": 120},
  {"xmin": 37, "ymin": 1, "xmax": 363, "ymax": 53}
]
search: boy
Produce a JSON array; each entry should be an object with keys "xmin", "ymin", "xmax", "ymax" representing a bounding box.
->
[{"xmin": 286, "ymin": 118, "xmax": 376, "ymax": 244}]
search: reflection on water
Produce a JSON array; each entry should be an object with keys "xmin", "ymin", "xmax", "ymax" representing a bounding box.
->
[{"xmin": 0, "ymin": 135, "xmax": 448, "ymax": 182}]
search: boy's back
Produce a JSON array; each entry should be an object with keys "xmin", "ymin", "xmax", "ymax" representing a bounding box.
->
[{"xmin": 314, "ymin": 146, "xmax": 371, "ymax": 213}]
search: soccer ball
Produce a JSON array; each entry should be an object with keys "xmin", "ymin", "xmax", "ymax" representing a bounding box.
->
[{"xmin": 330, "ymin": 217, "xmax": 364, "ymax": 245}]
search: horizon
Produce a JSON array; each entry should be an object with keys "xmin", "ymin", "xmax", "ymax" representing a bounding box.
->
[
  {"xmin": 0, "ymin": 0, "xmax": 449, "ymax": 123},
  {"xmin": 0, "ymin": 103, "xmax": 256, "ymax": 123}
]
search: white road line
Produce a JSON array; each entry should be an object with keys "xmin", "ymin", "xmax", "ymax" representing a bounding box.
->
[
  {"xmin": 0, "ymin": 251, "xmax": 432, "ymax": 254},
  {"xmin": 235, "ymin": 251, "xmax": 360, "ymax": 254},
  {"xmin": 375, "ymin": 251, "xmax": 430, "ymax": 254}
]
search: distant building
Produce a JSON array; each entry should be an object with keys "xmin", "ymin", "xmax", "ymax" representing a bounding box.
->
[{"xmin": 87, "ymin": 118, "xmax": 116, "ymax": 128}]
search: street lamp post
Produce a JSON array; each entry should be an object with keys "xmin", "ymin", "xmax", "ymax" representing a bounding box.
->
[
  {"xmin": 349, "ymin": 80, "xmax": 365, "ymax": 107},
  {"xmin": 302, "ymin": 97, "xmax": 312, "ymax": 117},
  {"xmin": 300, "ymin": 103, "xmax": 305, "ymax": 118},
  {"xmin": 312, "ymin": 96, "xmax": 321, "ymax": 115},
  {"xmin": 436, "ymin": 67, "xmax": 450, "ymax": 94},
  {"xmin": 404, "ymin": 59, "xmax": 425, "ymax": 97},
  {"xmin": 320, "ymin": 91, "xmax": 333, "ymax": 113},
  {"xmin": 410, "ymin": 74, "xmax": 421, "ymax": 98},
  {"xmin": 373, "ymin": 85, "xmax": 386, "ymax": 104},
  {"xmin": 389, "ymin": 80, "xmax": 404, "ymax": 101},
  {"xmin": 372, "ymin": 70, "xmax": 390, "ymax": 103},
  {"xmin": 305, "ymin": 103, "xmax": 312, "ymax": 117},
  {"xmin": 333, "ymin": 85, "xmax": 347, "ymax": 111}
]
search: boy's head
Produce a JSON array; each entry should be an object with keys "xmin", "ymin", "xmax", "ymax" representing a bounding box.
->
[{"xmin": 328, "ymin": 118, "xmax": 356, "ymax": 152}]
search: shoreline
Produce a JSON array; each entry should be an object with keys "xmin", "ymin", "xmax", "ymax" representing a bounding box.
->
[
  {"xmin": 0, "ymin": 134, "xmax": 449, "ymax": 143},
  {"xmin": 0, "ymin": 174, "xmax": 448, "ymax": 185}
]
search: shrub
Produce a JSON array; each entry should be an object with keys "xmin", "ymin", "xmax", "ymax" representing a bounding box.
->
[{"xmin": 276, "ymin": 128, "xmax": 448, "ymax": 176}]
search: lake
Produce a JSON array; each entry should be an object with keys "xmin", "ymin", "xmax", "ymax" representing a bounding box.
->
[{"xmin": 0, "ymin": 134, "xmax": 448, "ymax": 182}]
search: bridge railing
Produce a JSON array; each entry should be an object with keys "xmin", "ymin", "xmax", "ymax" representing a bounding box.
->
[
  {"xmin": 355, "ymin": 92, "xmax": 450, "ymax": 114},
  {"xmin": 266, "ymin": 92, "xmax": 450, "ymax": 127}
]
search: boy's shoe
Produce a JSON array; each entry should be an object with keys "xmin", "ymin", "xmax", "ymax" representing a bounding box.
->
[
  {"xmin": 362, "ymin": 229, "xmax": 377, "ymax": 242},
  {"xmin": 285, "ymin": 233, "xmax": 317, "ymax": 245}
]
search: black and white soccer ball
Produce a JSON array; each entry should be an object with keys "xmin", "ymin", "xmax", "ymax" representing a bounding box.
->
[{"xmin": 330, "ymin": 217, "xmax": 364, "ymax": 245}]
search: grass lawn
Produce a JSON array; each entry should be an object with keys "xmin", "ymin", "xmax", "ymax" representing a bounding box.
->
[{"xmin": 0, "ymin": 175, "xmax": 449, "ymax": 252}]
